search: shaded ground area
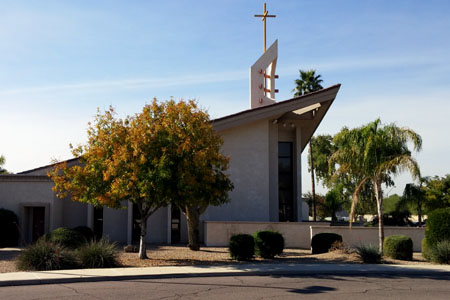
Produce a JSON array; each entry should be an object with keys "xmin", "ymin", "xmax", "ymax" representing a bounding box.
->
[{"xmin": 1, "ymin": 245, "xmax": 429, "ymax": 273}]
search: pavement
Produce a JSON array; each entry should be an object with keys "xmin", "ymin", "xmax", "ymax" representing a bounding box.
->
[{"xmin": 1, "ymin": 263, "xmax": 449, "ymax": 287}]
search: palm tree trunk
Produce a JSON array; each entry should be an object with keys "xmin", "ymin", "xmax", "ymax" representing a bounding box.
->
[
  {"xmin": 139, "ymin": 214, "xmax": 148, "ymax": 259},
  {"xmin": 309, "ymin": 141, "xmax": 317, "ymax": 221},
  {"xmin": 374, "ymin": 179, "xmax": 384, "ymax": 254}
]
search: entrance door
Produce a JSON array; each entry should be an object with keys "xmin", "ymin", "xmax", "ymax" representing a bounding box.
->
[
  {"xmin": 171, "ymin": 206, "xmax": 181, "ymax": 244},
  {"xmin": 93, "ymin": 206, "xmax": 103, "ymax": 239},
  {"xmin": 278, "ymin": 142, "xmax": 294, "ymax": 222},
  {"xmin": 32, "ymin": 207, "xmax": 45, "ymax": 242}
]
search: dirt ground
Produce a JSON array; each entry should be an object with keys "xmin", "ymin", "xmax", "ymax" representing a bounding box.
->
[{"xmin": 1, "ymin": 245, "xmax": 430, "ymax": 273}]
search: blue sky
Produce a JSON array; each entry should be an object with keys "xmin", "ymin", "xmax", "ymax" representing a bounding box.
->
[{"xmin": 1, "ymin": 0, "xmax": 450, "ymax": 195}]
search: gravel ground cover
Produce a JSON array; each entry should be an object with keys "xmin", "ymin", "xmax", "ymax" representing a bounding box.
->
[{"xmin": 0, "ymin": 245, "xmax": 429, "ymax": 273}]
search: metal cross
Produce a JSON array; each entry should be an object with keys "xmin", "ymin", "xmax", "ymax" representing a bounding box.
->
[{"xmin": 254, "ymin": 2, "xmax": 276, "ymax": 52}]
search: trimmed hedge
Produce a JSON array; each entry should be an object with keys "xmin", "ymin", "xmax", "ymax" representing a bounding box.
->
[
  {"xmin": 311, "ymin": 233, "xmax": 342, "ymax": 254},
  {"xmin": 0, "ymin": 208, "xmax": 19, "ymax": 247},
  {"xmin": 49, "ymin": 227, "xmax": 85, "ymax": 249},
  {"xmin": 229, "ymin": 234, "xmax": 255, "ymax": 261},
  {"xmin": 383, "ymin": 235, "xmax": 413, "ymax": 261},
  {"xmin": 73, "ymin": 226, "xmax": 95, "ymax": 242},
  {"xmin": 426, "ymin": 208, "xmax": 450, "ymax": 247},
  {"xmin": 422, "ymin": 238, "xmax": 432, "ymax": 261},
  {"xmin": 254, "ymin": 231, "xmax": 284, "ymax": 259},
  {"xmin": 430, "ymin": 240, "xmax": 450, "ymax": 264}
]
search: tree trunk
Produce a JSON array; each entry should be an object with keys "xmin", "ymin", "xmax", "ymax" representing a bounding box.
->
[
  {"xmin": 185, "ymin": 205, "xmax": 200, "ymax": 251},
  {"xmin": 417, "ymin": 199, "xmax": 422, "ymax": 227},
  {"xmin": 139, "ymin": 214, "xmax": 148, "ymax": 259},
  {"xmin": 309, "ymin": 141, "xmax": 317, "ymax": 221},
  {"xmin": 374, "ymin": 179, "xmax": 384, "ymax": 254}
]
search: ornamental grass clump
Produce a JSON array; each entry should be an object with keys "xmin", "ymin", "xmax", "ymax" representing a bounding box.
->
[
  {"xmin": 355, "ymin": 244, "xmax": 381, "ymax": 264},
  {"xmin": 16, "ymin": 239, "xmax": 78, "ymax": 271},
  {"xmin": 254, "ymin": 231, "xmax": 284, "ymax": 259},
  {"xmin": 229, "ymin": 234, "xmax": 255, "ymax": 261},
  {"xmin": 383, "ymin": 235, "xmax": 413, "ymax": 261},
  {"xmin": 77, "ymin": 238, "xmax": 119, "ymax": 268},
  {"xmin": 429, "ymin": 240, "xmax": 450, "ymax": 264}
]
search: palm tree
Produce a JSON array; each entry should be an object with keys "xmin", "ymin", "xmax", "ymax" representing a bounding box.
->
[
  {"xmin": 330, "ymin": 119, "xmax": 422, "ymax": 253},
  {"xmin": 292, "ymin": 69, "xmax": 323, "ymax": 97},
  {"xmin": 402, "ymin": 177, "xmax": 428, "ymax": 227},
  {"xmin": 293, "ymin": 69, "xmax": 323, "ymax": 221}
]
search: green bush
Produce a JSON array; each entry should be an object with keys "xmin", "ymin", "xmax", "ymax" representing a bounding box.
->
[
  {"xmin": 311, "ymin": 233, "xmax": 343, "ymax": 254},
  {"xmin": 383, "ymin": 235, "xmax": 413, "ymax": 261},
  {"xmin": 254, "ymin": 231, "xmax": 284, "ymax": 259},
  {"xmin": 77, "ymin": 238, "xmax": 119, "ymax": 268},
  {"xmin": 229, "ymin": 234, "xmax": 255, "ymax": 261},
  {"xmin": 426, "ymin": 208, "xmax": 450, "ymax": 247},
  {"xmin": 73, "ymin": 226, "xmax": 95, "ymax": 242},
  {"xmin": 0, "ymin": 208, "xmax": 19, "ymax": 247},
  {"xmin": 422, "ymin": 238, "xmax": 432, "ymax": 261},
  {"xmin": 16, "ymin": 240, "xmax": 78, "ymax": 271},
  {"xmin": 429, "ymin": 240, "xmax": 450, "ymax": 264},
  {"xmin": 49, "ymin": 227, "xmax": 85, "ymax": 249},
  {"xmin": 356, "ymin": 244, "xmax": 381, "ymax": 264}
]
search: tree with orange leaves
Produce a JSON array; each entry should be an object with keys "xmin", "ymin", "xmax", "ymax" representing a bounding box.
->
[{"xmin": 49, "ymin": 99, "xmax": 232, "ymax": 257}]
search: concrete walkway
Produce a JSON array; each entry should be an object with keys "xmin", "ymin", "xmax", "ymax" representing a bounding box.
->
[{"xmin": 1, "ymin": 263, "xmax": 449, "ymax": 287}]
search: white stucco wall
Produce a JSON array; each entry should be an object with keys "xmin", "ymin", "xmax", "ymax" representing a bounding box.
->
[{"xmin": 205, "ymin": 119, "xmax": 271, "ymax": 222}]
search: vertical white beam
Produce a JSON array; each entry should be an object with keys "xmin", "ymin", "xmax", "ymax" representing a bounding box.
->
[
  {"xmin": 127, "ymin": 201, "xmax": 133, "ymax": 245},
  {"xmin": 295, "ymin": 124, "xmax": 303, "ymax": 222}
]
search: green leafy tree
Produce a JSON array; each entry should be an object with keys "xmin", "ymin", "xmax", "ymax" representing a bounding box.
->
[
  {"xmin": 330, "ymin": 119, "xmax": 422, "ymax": 253},
  {"xmin": 324, "ymin": 185, "xmax": 348, "ymax": 221},
  {"xmin": 402, "ymin": 179, "xmax": 427, "ymax": 226},
  {"xmin": 423, "ymin": 175, "xmax": 450, "ymax": 211},
  {"xmin": 308, "ymin": 135, "xmax": 335, "ymax": 187},
  {"xmin": 0, "ymin": 155, "xmax": 7, "ymax": 174},
  {"xmin": 293, "ymin": 69, "xmax": 323, "ymax": 221}
]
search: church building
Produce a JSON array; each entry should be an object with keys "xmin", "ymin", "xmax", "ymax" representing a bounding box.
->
[{"xmin": 0, "ymin": 5, "xmax": 340, "ymax": 246}]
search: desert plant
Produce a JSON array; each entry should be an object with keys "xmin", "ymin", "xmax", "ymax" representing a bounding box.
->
[
  {"xmin": 0, "ymin": 208, "xmax": 20, "ymax": 247},
  {"xmin": 429, "ymin": 240, "xmax": 450, "ymax": 264},
  {"xmin": 49, "ymin": 227, "xmax": 85, "ymax": 249},
  {"xmin": 16, "ymin": 240, "xmax": 78, "ymax": 271},
  {"xmin": 356, "ymin": 244, "xmax": 382, "ymax": 264},
  {"xmin": 422, "ymin": 238, "xmax": 432, "ymax": 261},
  {"xmin": 311, "ymin": 233, "xmax": 343, "ymax": 254},
  {"xmin": 229, "ymin": 234, "xmax": 255, "ymax": 261},
  {"xmin": 383, "ymin": 235, "xmax": 413, "ymax": 261},
  {"xmin": 425, "ymin": 208, "xmax": 450, "ymax": 247},
  {"xmin": 77, "ymin": 238, "xmax": 119, "ymax": 268},
  {"xmin": 254, "ymin": 231, "xmax": 284, "ymax": 259},
  {"xmin": 73, "ymin": 226, "xmax": 95, "ymax": 242}
]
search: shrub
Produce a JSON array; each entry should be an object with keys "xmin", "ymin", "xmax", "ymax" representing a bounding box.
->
[
  {"xmin": 422, "ymin": 238, "xmax": 432, "ymax": 261},
  {"xmin": 49, "ymin": 227, "xmax": 85, "ymax": 249},
  {"xmin": 383, "ymin": 235, "xmax": 413, "ymax": 261},
  {"xmin": 356, "ymin": 245, "xmax": 381, "ymax": 264},
  {"xmin": 311, "ymin": 233, "xmax": 343, "ymax": 254},
  {"xmin": 16, "ymin": 240, "xmax": 78, "ymax": 271},
  {"xmin": 0, "ymin": 208, "xmax": 20, "ymax": 247},
  {"xmin": 429, "ymin": 240, "xmax": 450, "ymax": 264},
  {"xmin": 73, "ymin": 226, "xmax": 95, "ymax": 242},
  {"xmin": 426, "ymin": 208, "xmax": 450, "ymax": 247},
  {"xmin": 254, "ymin": 231, "xmax": 284, "ymax": 259},
  {"xmin": 229, "ymin": 234, "xmax": 255, "ymax": 261},
  {"xmin": 77, "ymin": 238, "xmax": 119, "ymax": 268}
]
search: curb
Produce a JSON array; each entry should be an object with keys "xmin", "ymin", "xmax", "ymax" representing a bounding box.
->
[{"xmin": 1, "ymin": 265, "xmax": 449, "ymax": 287}]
